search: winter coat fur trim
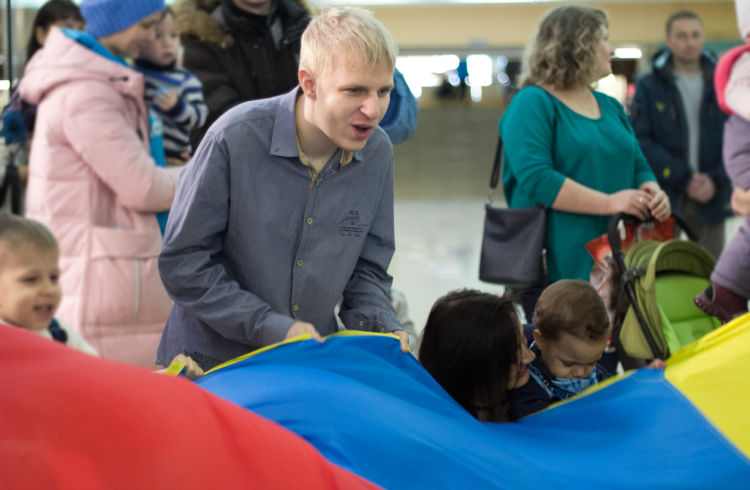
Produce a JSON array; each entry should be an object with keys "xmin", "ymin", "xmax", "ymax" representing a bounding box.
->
[{"xmin": 175, "ymin": 0, "xmax": 312, "ymax": 48}]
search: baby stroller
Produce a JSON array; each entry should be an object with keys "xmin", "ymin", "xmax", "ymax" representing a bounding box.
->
[{"xmin": 606, "ymin": 213, "xmax": 721, "ymax": 365}]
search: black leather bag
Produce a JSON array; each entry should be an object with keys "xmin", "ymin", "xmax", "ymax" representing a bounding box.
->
[{"xmin": 479, "ymin": 136, "xmax": 547, "ymax": 288}]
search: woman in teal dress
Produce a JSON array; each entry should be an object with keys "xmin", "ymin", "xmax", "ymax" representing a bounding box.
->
[{"xmin": 500, "ymin": 5, "xmax": 671, "ymax": 298}]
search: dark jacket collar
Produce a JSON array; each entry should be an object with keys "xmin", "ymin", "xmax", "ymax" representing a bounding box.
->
[
  {"xmin": 134, "ymin": 58, "xmax": 177, "ymax": 72},
  {"xmin": 651, "ymin": 48, "xmax": 718, "ymax": 84},
  {"xmin": 220, "ymin": 0, "xmax": 278, "ymax": 30}
]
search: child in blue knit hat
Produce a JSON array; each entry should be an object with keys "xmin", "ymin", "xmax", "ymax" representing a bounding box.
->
[{"xmin": 135, "ymin": 7, "xmax": 208, "ymax": 161}]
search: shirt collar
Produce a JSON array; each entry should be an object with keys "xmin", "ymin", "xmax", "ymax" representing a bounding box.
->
[
  {"xmin": 296, "ymin": 137, "xmax": 354, "ymax": 168},
  {"xmin": 270, "ymin": 86, "xmax": 362, "ymax": 166}
]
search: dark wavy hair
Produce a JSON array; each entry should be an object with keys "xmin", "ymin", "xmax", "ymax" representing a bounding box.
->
[
  {"xmin": 520, "ymin": 5, "xmax": 608, "ymax": 90},
  {"xmin": 418, "ymin": 289, "xmax": 522, "ymax": 422},
  {"xmin": 26, "ymin": 0, "xmax": 84, "ymax": 61}
]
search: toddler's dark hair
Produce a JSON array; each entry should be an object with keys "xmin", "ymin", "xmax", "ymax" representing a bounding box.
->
[{"xmin": 532, "ymin": 279, "xmax": 610, "ymax": 341}]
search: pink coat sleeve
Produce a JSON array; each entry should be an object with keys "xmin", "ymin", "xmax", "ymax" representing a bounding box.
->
[
  {"xmin": 62, "ymin": 83, "xmax": 181, "ymax": 213},
  {"xmin": 725, "ymin": 52, "xmax": 750, "ymax": 121}
]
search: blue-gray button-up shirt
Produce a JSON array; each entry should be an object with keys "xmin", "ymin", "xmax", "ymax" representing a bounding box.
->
[{"xmin": 156, "ymin": 87, "xmax": 402, "ymax": 369}]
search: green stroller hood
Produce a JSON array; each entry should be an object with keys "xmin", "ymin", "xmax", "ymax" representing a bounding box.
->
[{"xmin": 620, "ymin": 239, "xmax": 719, "ymax": 359}]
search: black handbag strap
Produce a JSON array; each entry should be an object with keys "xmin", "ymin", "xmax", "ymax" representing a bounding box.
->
[
  {"xmin": 490, "ymin": 136, "xmax": 503, "ymax": 190},
  {"xmin": 0, "ymin": 163, "xmax": 21, "ymax": 214}
]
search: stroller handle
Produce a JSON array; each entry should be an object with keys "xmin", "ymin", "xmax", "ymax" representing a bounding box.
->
[{"xmin": 607, "ymin": 212, "xmax": 697, "ymax": 260}]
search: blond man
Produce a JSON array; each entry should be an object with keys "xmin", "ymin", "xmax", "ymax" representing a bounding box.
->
[{"xmin": 157, "ymin": 7, "xmax": 407, "ymax": 370}]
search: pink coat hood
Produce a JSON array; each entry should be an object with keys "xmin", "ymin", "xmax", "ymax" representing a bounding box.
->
[
  {"xmin": 19, "ymin": 28, "xmax": 181, "ymax": 368},
  {"xmin": 714, "ymin": 44, "xmax": 750, "ymax": 119}
]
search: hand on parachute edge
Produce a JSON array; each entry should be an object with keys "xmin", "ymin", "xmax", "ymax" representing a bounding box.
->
[
  {"xmin": 645, "ymin": 359, "xmax": 666, "ymax": 370},
  {"xmin": 392, "ymin": 329, "xmax": 409, "ymax": 354},
  {"xmin": 286, "ymin": 321, "xmax": 324, "ymax": 343}
]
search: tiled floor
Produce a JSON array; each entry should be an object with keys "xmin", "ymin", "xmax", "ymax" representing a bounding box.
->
[{"xmin": 390, "ymin": 104, "xmax": 744, "ymax": 338}]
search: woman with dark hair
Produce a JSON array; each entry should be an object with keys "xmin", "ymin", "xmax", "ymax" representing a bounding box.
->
[
  {"xmin": 1, "ymin": 0, "xmax": 84, "ymax": 213},
  {"xmin": 26, "ymin": 0, "xmax": 85, "ymax": 62},
  {"xmin": 499, "ymin": 5, "xmax": 671, "ymax": 316},
  {"xmin": 419, "ymin": 290, "xmax": 535, "ymax": 422}
]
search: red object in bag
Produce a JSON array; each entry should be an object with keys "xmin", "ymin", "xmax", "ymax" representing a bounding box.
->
[
  {"xmin": 586, "ymin": 218, "xmax": 675, "ymax": 351},
  {"xmin": 586, "ymin": 217, "xmax": 675, "ymax": 275}
]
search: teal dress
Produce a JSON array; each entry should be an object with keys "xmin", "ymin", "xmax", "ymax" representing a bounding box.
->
[{"xmin": 499, "ymin": 86, "xmax": 656, "ymax": 281}]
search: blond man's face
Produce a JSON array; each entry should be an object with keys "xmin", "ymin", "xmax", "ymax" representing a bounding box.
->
[{"xmin": 302, "ymin": 58, "xmax": 394, "ymax": 151}]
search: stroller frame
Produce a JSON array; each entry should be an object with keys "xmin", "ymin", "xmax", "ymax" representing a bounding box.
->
[{"xmin": 607, "ymin": 212, "xmax": 698, "ymax": 360}]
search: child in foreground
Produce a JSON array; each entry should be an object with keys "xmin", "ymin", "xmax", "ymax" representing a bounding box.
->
[
  {"xmin": 0, "ymin": 213, "xmax": 202, "ymax": 378},
  {"xmin": 508, "ymin": 280, "xmax": 615, "ymax": 419}
]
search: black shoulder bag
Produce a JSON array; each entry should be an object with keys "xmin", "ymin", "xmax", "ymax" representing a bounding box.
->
[{"xmin": 478, "ymin": 135, "xmax": 547, "ymax": 288}]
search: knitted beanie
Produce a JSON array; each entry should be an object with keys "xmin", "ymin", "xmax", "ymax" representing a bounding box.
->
[
  {"xmin": 81, "ymin": 0, "xmax": 165, "ymax": 38},
  {"xmin": 737, "ymin": 0, "xmax": 750, "ymax": 38}
]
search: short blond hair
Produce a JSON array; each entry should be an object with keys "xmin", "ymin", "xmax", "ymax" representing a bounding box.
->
[
  {"xmin": 299, "ymin": 7, "xmax": 398, "ymax": 76},
  {"xmin": 0, "ymin": 212, "xmax": 58, "ymax": 252},
  {"xmin": 520, "ymin": 5, "xmax": 608, "ymax": 90}
]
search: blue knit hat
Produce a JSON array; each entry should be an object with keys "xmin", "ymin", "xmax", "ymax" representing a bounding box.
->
[{"xmin": 81, "ymin": 0, "xmax": 165, "ymax": 38}]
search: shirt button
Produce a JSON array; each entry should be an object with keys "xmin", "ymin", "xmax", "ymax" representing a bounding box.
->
[
  {"xmin": 358, "ymin": 320, "xmax": 364, "ymax": 327},
  {"xmin": 306, "ymin": 217, "xmax": 313, "ymax": 224},
  {"xmin": 293, "ymin": 304, "xmax": 299, "ymax": 312},
  {"xmin": 296, "ymin": 259, "xmax": 303, "ymax": 266}
]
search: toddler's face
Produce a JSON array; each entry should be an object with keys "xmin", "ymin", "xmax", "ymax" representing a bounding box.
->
[
  {"xmin": 534, "ymin": 330, "xmax": 607, "ymax": 380},
  {"xmin": 0, "ymin": 246, "xmax": 61, "ymax": 332},
  {"xmin": 140, "ymin": 13, "xmax": 180, "ymax": 66}
]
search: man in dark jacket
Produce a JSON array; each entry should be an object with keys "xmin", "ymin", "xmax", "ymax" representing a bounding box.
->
[
  {"xmin": 175, "ymin": 0, "xmax": 311, "ymax": 147},
  {"xmin": 630, "ymin": 11, "xmax": 731, "ymax": 258}
]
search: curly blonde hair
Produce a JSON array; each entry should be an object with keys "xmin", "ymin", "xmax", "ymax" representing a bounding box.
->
[{"xmin": 519, "ymin": 5, "xmax": 608, "ymax": 90}]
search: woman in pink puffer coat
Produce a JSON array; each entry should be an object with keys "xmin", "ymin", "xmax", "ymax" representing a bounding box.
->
[{"xmin": 19, "ymin": 0, "xmax": 180, "ymax": 368}]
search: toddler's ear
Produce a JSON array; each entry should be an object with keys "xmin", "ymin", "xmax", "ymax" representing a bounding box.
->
[{"xmin": 532, "ymin": 328, "xmax": 544, "ymax": 348}]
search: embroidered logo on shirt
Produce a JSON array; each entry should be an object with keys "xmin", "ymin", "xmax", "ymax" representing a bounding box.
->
[
  {"xmin": 339, "ymin": 210, "xmax": 365, "ymax": 237},
  {"xmin": 655, "ymin": 101, "xmax": 665, "ymax": 112}
]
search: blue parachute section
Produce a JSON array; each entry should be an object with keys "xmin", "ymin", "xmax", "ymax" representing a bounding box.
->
[{"xmin": 197, "ymin": 333, "xmax": 750, "ymax": 489}]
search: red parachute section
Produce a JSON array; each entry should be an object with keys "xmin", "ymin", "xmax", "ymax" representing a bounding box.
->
[{"xmin": 0, "ymin": 325, "xmax": 379, "ymax": 490}]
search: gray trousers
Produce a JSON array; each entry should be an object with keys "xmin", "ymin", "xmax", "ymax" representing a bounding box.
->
[
  {"xmin": 711, "ymin": 114, "xmax": 750, "ymax": 299},
  {"xmin": 711, "ymin": 217, "xmax": 750, "ymax": 299},
  {"xmin": 681, "ymin": 199, "xmax": 725, "ymax": 259}
]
